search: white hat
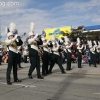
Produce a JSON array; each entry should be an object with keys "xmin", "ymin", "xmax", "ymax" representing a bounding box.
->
[
  {"xmin": 29, "ymin": 32, "xmax": 34, "ymax": 36},
  {"xmin": 52, "ymin": 42, "xmax": 55, "ymax": 45},
  {"xmin": 76, "ymin": 38, "xmax": 80, "ymax": 46},
  {"xmin": 60, "ymin": 39, "xmax": 63, "ymax": 43},
  {"xmin": 64, "ymin": 36, "xmax": 69, "ymax": 42},
  {"xmin": 7, "ymin": 32, "xmax": 14, "ymax": 37}
]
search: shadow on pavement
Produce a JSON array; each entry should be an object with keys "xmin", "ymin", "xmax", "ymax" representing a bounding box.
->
[{"xmin": 49, "ymin": 69, "xmax": 87, "ymax": 100}]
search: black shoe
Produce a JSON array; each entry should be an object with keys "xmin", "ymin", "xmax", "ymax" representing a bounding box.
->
[
  {"xmin": 7, "ymin": 82, "xmax": 12, "ymax": 85},
  {"xmin": 94, "ymin": 66, "xmax": 97, "ymax": 67},
  {"xmin": 37, "ymin": 75, "xmax": 44, "ymax": 79},
  {"xmin": 14, "ymin": 79, "xmax": 21, "ymax": 82},
  {"xmin": 89, "ymin": 64, "xmax": 91, "ymax": 67},
  {"xmin": 28, "ymin": 74, "xmax": 33, "ymax": 79},
  {"xmin": 66, "ymin": 69, "xmax": 70, "ymax": 71},
  {"xmin": 49, "ymin": 71, "xmax": 52, "ymax": 74},
  {"xmin": 78, "ymin": 67, "xmax": 82, "ymax": 68},
  {"xmin": 19, "ymin": 67, "xmax": 23, "ymax": 68},
  {"xmin": 62, "ymin": 71, "xmax": 66, "ymax": 74},
  {"xmin": 62, "ymin": 70, "xmax": 66, "ymax": 74},
  {"xmin": 42, "ymin": 74, "xmax": 47, "ymax": 76},
  {"xmin": 46, "ymin": 72, "xmax": 49, "ymax": 75}
]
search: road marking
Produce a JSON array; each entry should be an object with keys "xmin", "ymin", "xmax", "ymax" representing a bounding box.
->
[
  {"xmin": 93, "ymin": 93, "xmax": 100, "ymax": 94},
  {"xmin": 0, "ymin": 82, "xmax": 36, "ymax": 88}
]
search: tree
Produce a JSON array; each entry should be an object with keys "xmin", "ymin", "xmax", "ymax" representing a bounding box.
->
[{"xmin": 68, "ymin": 26, "xmax": 100, "ymax": 41}]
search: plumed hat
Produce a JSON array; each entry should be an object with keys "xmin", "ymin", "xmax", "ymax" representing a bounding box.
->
[
  {"xmin": 87, "ymin": 40, "xmax": 92, "ymax": 48},
  {"xmin": 64, "ymin": 36, "xmax": 69, "ymax": 45},
  {"xmin": 7, "ymin": 23, "xmax": 16, "ymax": 37},
  {"xmin": 76, "ymin": 38, "xmax": 81, "ymax": 46},
  {"xmin": 29, "ymin": 32, "xmax": 34, "ymax": 36},
  {"xmin": 52, "ymin": 41, "xmax": 56, "ymax": 45},
  {"xmin": 7, "ymin": 32, "xmax": 14, "ymax": 37}
]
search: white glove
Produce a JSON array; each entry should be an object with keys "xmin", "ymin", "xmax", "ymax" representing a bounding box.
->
[
  {"xmin": 16, "ymin": 39, "xmax": 19, "ymax": 42},
  {"xmin": 71, "ymin": 42, "xmax": 73, "ymax": 46},
  {"xmin": 14, "ymin": 34, "xmax": 18, "ymax": 39},
  {"xmin": 93, "ymin": 40, "xmax": 97, "ymax": 45},
  {"xmin": 12, "ymin": 34, "xmax": 18, "ymax": 41},
  {"xmin": 34, "ymin": 34, "xmax": 38, "ymax": 39},
  {"xmin": 98, "ymin": 41, "xmax": 100, "ymax": 45}
]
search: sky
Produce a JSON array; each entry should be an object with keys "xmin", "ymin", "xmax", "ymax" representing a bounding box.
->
[{"xmin": 0, "ymin": 0, "xmax": 100, "ymax": 41}]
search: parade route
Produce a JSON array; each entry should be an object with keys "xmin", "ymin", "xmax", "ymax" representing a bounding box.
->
[{"xmin": 0, "ymin": 63, "xmax": 100, "ymax": 100}]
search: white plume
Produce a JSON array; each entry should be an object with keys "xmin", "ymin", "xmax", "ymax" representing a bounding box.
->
[
  {"xmin": 76, "ymin": 38, "xmax": 81, "ymax": 45},
  {"xmin": 77, "ymin": 38, "xmax": 80, "ymax": 44},
  {"xmin": 30, "ymin": 22, "xmax": 34, "ymax": 33},
  {"xmin": 52, "ymin": 35, "xmax": 56, "ymax": 41},
  {"xmin": 64, "ymin": 36, "xmax": 69, "ymax": 42},
  {"xmin": 88, "ymin": 40, "xmax": 92, "ymax": 48},
  {"xmin": 64, "ymin": 36, "xmax": 69, "ymax": 45},
  {"xmin": 9, "ymin": 23, "xmax": 16, "ymax": 33}
]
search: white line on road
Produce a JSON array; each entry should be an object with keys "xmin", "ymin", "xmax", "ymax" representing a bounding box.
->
[
  {"xmin": 93, "ymin": 93, "xmax": 100, "ymax": 94},
  {"xmin": 0, "ymin": 82, "xmax": 36, "ymax": 88}
]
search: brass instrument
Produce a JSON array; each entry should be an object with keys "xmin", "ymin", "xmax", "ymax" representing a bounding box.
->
[
  {"xmin": 33, "ymin": 40, "xmax": 37, "ymax": 46},
  {"xmin": 11, "ymin": 41, "xmax": 17, "ymax": 49},
  {"xmin": 44, "ymin": 45, "xmax": 48, "ymax": 48},
  {"xmin": 38, "ymin": 49, "xmax": 43, "ymax": 57}
]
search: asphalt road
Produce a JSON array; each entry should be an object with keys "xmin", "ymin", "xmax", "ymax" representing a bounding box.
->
[{"xmin": 0, "ymin": 62, "xmax": 100, "ymax": 100}]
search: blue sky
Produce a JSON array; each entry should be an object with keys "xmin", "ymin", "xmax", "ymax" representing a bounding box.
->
[{"xmin": 0, "ymin": 0, "xmax": 100, "ymax": 41}]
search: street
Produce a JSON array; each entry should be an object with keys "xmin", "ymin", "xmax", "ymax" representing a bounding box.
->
[{"xmin": 0, "ymin": 63, "xmax": 100, "ymax": 100}]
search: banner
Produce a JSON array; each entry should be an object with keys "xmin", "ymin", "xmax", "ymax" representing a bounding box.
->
[{"xmin": 44, "ymin": 26, "xmax": 71, "ymax": 40}]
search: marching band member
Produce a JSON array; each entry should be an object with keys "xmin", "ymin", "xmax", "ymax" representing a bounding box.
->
[
  {"xmin": 95, "ymin": 41, "xmax": 100, "ymax": 64},
  {"xmin": 41, "ymin": 37, "xmax": 50, "ymax": 76},
  {"xmin": 28, "ymin": 22, "xmax": 43, "ymax": 79},
  {"xmin": 5, "ymin": 23, "xmax": 22, "ymax": 85},
  {"xmin": 77, "ymin": 38, "xmax": 84, "ymax": 68},
  {"xmin": 17, "ymin": 35, "xmax": 23, "ymax": 68},
  {"xmin": 0, "ymin": 45, "xmax": 3, "ymax": 65},
  {"xmin": 97, "ymin": 41, "xmax": 100, "ymax": 64},
  {"xmin": 64, "ymin": 36, "xmax": 73, "ymax": 71},
  {"xmin": 49, "ymin": 35, "xmax": 66, "ymax": 74},
  {"xmin": 88, "ymin": 40, "xmax": 97, "ymax": 67},
  {"xmin": 23, "ymin": 44, "xmax": 29, "ymax": 63}
]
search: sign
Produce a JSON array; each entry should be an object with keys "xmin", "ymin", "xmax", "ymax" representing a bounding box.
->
[{"xmin": 44, "ymin": 26, "xmax": 71, "ymax": 40}]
